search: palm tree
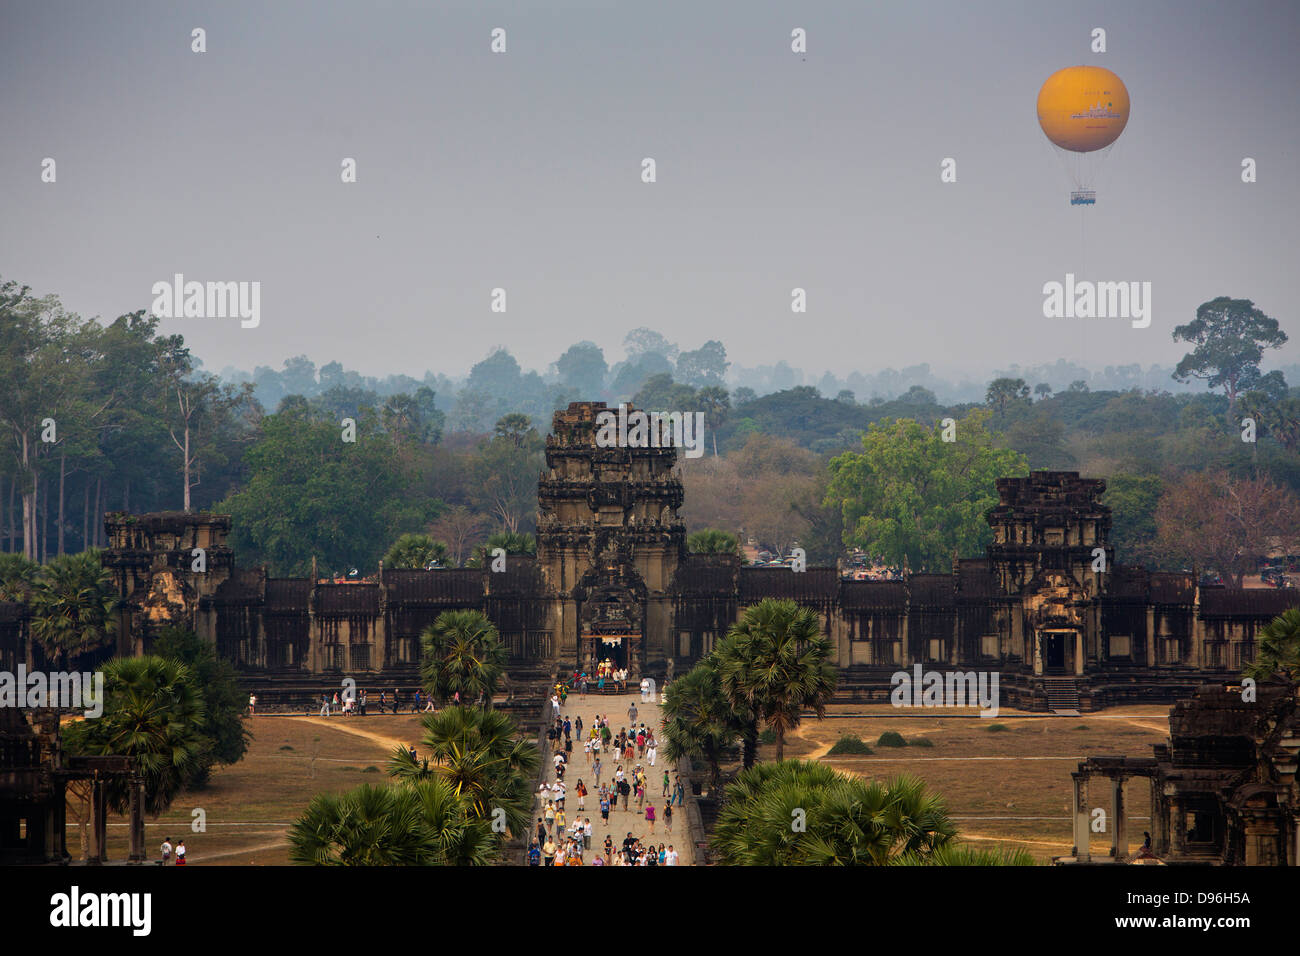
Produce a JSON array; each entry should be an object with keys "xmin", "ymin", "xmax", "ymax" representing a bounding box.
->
[
  {"xmin": 891, "ymin": 844, "xmax": 1035, "ymax": 866},
  {"xmin": 660, "ymin": 659, "xmax": 740, "ymax": 792},
  {"xmin": 28, "ymin": 550, "xmax": 117, "ymax": 667},
  {"xmin": 387, "ymin": 706, "xmax": 538, "ymax": 839},
  {"xmin": 710, "ymin": 761, "xmax": 958, "ymax": 866},
  {"xmin": 686, "ymin": 529, "xmax": 740, "ymax": 555},
  {"xmin": 465, "ymin": 531, "xmax": 536, "ymax": 568},
  {"xmin": 383, "ymin": 533, "xmax": 451, "ymax": 569},
  {"xmin": 420, "ymin": 609, "xmax": 508, "ymax": 707},
  {"xmin": 288, "ymin": 784, "xmax": 437, "ymax": 866},
  {"xmin": 62, "ymin": 656, "xmax": 210, "ymax": 815},
  {"xmin": 715, "ymin": 598, "xmax": 838, "ymax": 762},
  {"xmin": 1244, "ymin": 608, "xmax": 1300, "ymax": 686},
  {"xmin": 0, "ymin": 552, "xmax": 38, "ymax": 602}
]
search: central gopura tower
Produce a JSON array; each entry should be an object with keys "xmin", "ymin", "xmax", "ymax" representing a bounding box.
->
[{"xmin": 536, "ymin": 402, "xmax": 686, "ymax": 679}]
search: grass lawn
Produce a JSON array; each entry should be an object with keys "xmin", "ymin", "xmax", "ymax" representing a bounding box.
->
[
  {"xmin": 764, "ymin": 703, "xmax": 1171, "ymax": 864},
  {"xmin": 78, "ymin": 714, "xmax": 430, "ymax": 865}
]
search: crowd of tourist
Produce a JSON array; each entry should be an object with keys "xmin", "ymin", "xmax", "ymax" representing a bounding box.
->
[{"xmin": 530, "ymin": 695, "xmax": 687, "ymax": 866}]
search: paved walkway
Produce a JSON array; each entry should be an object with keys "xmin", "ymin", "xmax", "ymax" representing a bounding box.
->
[{"xmin": 532, "ymin": 690, "xmax": 692, "ymax": 866}]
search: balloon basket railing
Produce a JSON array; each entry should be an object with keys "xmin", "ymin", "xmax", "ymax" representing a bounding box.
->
[{"xmin": 1070, "ymin": 190, "xmax": 1096, "ymax": 206}]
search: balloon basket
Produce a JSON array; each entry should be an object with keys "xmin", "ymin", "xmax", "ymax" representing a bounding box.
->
[{"xmin": 1070, "ymin": 190, "xmax": 1096, "ymax": 206}]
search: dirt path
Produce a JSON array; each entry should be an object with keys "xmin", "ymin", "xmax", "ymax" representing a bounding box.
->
[
  {"xmin": 191, "ymin": 839, "xmax": 290, "ymax": 863},
  {"xmin": 281, "ymin": 716, "xmax": 408, "ymax": 754}
]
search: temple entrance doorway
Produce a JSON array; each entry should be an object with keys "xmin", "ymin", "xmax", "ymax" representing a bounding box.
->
[{"xmin": 1044, "ymin": 631, "xmax": 1067, "ymax": 672}]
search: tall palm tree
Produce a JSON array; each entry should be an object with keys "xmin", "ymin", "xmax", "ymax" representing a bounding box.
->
[
  {"xmin": 420, "ymin": 609, "xmax": 508, "ymax": 707},
  {"xmin": 1245, "ymin": 608, "xmax": 1300, "ymax": 686},
  {"xmin": 387, "ymin": 706, "xmax": 538, "ymax": 838},
  {"xmin": 62, "ymin": 655, "xmax": 210, "ymax": 815},
  {"xmin": 28, "ymin": 550, "xmax": 117, "ymax": 667},
  {"xmin": 715, "ymin": 598, "xmax": 838, "ymax": 762},
  {"xmin": 660, "ymin": 658, "xmax": 740, "ymax": 791}
]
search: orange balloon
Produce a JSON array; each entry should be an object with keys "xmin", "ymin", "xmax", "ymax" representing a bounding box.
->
[{"xmin": 1037, "ymin": 66, "xmax": 1130, "ymax": 153}]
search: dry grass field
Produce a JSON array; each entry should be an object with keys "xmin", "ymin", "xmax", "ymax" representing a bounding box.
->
[
  {"xmin": 768, "ymin": 703, "xmax": 1171, "ymax": 863},
  {"xmin": 83, "ymin": 704, "xmax": 1170, "ymax": 865},
  {"xmin": 80, "ymin": 713, "xmax": 430, "ymax": 866}
]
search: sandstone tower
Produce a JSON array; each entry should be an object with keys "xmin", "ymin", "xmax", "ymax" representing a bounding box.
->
[{"xmin": 536, "ymin": 402, "xmax": 686, "ymax": 679}]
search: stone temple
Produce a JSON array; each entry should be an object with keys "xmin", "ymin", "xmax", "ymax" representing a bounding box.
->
[{"xmin": 2, "ymin": 401, "xmax": 1296, "ymax": 712}]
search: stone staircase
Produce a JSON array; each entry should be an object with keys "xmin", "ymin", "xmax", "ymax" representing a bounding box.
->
[{"xmin": 1044, "ymin": 677, "xmax": 1081, "ymax": 715}]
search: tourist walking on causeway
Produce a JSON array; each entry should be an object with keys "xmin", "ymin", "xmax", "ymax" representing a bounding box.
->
[
  {"xmin": 645, "ymin": 801, "xmax": 656, "ymax": 835},
  {"xmin": 175, "ymin": 841, "xmax": 187, "ymax": 866},
  {"xmin": 160, "ymin": 837, "xmax": 172, "ymax": 865},
  {"xmin": 663, "ymin": 802, "xmax": 672, "ymax": 834},
  {"xmin": 627, "ymin": 701, "xmax": 638, "ymax": 725}
]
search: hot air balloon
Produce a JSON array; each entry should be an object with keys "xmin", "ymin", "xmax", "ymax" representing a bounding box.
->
[{"xmin": 1037, "ymin": 66, "xmax": 1129, "ymax": 205}]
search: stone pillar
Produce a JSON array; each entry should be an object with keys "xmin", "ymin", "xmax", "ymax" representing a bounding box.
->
[
  {"xmin": 1075, "ymin": 631, "xmax": 1085, "ymax": 676},
  {"xmin": 1150, "ymin": 778, "xmax": 1167, "ymax": 855},
  {"xmin": 1170, "ymin": 798, "xmax": 1185, "ymax": 857},
  {"xmin": 1072, "ymin": 772, "xmax": 1090, "ymax": 862},
  {"xmin": 1111, "ymin": 776, "xmax": 1127, "ymax": 860},
  {"xmin": 128, "ymin": 777, "xmax": 146, "ymax": 863},
  {"xmin": 90, "ymin": 777, "xmax": 108, "ymax": 864},
  {"xmin": 1033, "ymin": 630, "xmax": 1043, "ymax": 676}
]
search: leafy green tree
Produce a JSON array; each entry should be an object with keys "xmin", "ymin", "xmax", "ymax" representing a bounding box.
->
[
  {"xmin": 632, "ymin": 374, "xmax": 698, "ymax": 414},
  {"xmin": 1173, "ymin": 297, "xmax": 1288, "ymax": 421},
  {"xmin": 420, "ymin": 610, "xmax": 508, "ymax": 707},
  {"xmin": 1103, "ymin": 474, "xmax": 1164, "ymax": 567},
  {"xmin": 676, "ymin": 340, "xmax": 729, "ymax": 388},
  {"xmin": 381, "ymin": 387, "xmax": 445, "ymax": 447},
  {"xmin": 151, "ymin": 627, "xmax": 251, "ymax": 781},
  {"xmin": 985, "ymin": 377, "xmax": 1030, "ymax": 417},
  {"xmin": 468, "ymin": 417, "xmax": 543, "ymax": 534},
  {"xmin": 220, "ymin": 406, "xmax": 430, "ymax": 575},
  {"xmin": 710, "ymin": 761, "xmax": 957, "ymax": 866},
  {"xmin": 714, "ymin": 598, "xmax": 837, "ymax": 762},
  {"xmin": 28, "ymin": 551, "xmax": 117, "ymax": 667},
  {"xmin": 687, "ymin": 529, "xmax": 739, "ymax": 555},
  {"xmin": 825, "ymin": 410, "xmax": 1028, "ymax": 572},
  {"xmin": 555, "ymin": 342, "xmax": 608, "ymax": 397},
  {"xmin": 63, "ymin": 656, "xmax": 210, "ymax": 815},
  {"xmin": 660, "ymin": 659, "xmax": 740, "ymax": 791},
  {"xmin": 1244, "ymin": 609, "xmax": 1300, "ymax": 686},
  {"xmin": 383, "ymin": 533, "xmax": 451, "ymax": 569},
  {"xmin": 623, "ymin": 327, "xmax": 679, "ymax": 362}
]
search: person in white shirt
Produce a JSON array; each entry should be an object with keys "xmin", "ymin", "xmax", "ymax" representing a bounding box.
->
[
  {"xmin": 583, "ymin": 817, "xmax": 593, "ymax": 850},
  {"xmin": 160, "ymin": 838, "xmax": 173, "ymax": 865},
  {"xmin": 665, "ymin": 845, "xmax": 679, "ymax": 866}
]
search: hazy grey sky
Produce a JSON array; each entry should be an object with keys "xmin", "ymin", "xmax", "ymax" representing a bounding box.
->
[{"xmin": 3, "ymin": 0, "xmax": 1297, "ymax": 382}]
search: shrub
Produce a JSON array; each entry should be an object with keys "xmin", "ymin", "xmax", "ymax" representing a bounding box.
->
[
  {"xmin": 986, "ymin": 723, "xmax": 1009, "ymax": 733},
  {"xmin": 826, "ymin": 735, "xmax": 873, "ymax": 756},
  {"xmin": 909, "ymin": 737, "xmax": 934, "ymax": 748},
  {"xmin": 362, "ymin": 766, "xmax": 381, "ymax": 773},
  {"xmin": 279, "ymin": 745, "xmax": 295, "ymax": 751},
  {"xmin": 759, "ymin": 728, "xmax": 777, "ymax": 745},
  {"xmin": 876, "ymin": 731, "xmax": 907, "ymax": 748}
]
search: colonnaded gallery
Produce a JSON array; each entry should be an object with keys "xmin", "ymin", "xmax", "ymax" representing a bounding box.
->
[{"xmin": 3, "ymin": 401, "xmax": 1294, "ymax": 712}]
